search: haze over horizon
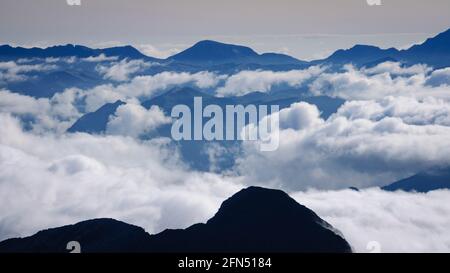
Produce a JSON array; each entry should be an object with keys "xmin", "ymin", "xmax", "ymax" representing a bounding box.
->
[{"xmin": 1, "ymin": 0, "xmax": 450, "ymax": 60}]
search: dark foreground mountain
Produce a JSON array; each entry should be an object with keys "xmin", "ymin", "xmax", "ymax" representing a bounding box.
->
[
  {"xmin": 382, "ymin": 167, "xmax": 450, "ymax": 193},
  {"xmin": 0, "ymin": 187, "xmax": 352, "ymax": 253}
]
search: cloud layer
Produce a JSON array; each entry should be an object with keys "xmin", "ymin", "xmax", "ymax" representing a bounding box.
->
[
  {"xmin": 2, "ymin": 60, "xmax": 450, "ymax": 253},
  {"xmin": 237, "ymin": 96, "xmax": 450, "ymax": 190},
  {"xmin": 2, "ymin": 113, "xmax": 450, "ymax": 252},
  {"xmin": 96, "ymin": 59, "xmax": 152, "ymax": 81},
  {"xmin": 106, "ymin": 103, "xmax": 170, "ymax": 137},
  {"xmin": 293, "ymin": 188, "xmax": 450, "ymax": 253},
  {"xmin": 0, "ymin": 113, "xmax": 242, "ymax": 241}
]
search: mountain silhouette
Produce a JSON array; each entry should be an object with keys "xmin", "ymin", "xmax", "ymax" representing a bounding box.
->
[
  {"xmin": 0, "ymin": 187, "xmax": 352, "ymax": 253},
  {"xmin": 168, "ymin": 40, "xmax": 306, "ymax": 65},
  {"xmin": 0, "ymin": 44, "xmax": 158, "ymax": 61},
  {"xmin": 382, "ymin": 167, "xmax": 450, "ymax": 193},
  {"xmin": 401, "ymin": 28, "xmax": 450, "ymax": 68},
  {"xmin": 321, "ymin": 44, "xmax": 399, "ymax": 66},
  {"xmin": 67, "ymin": 87, "xmax": 344, "ymax": 171},
  {"xmin": 319, "ymin": 28, "xmax": 450, "ymax": 68},
  {"xmin": 68, "ymin": 100, "xmax": 125, "ymax": 134},
  {"xmin": 2, "ymin": 28, "xmax": 450, "ymax": 69}
]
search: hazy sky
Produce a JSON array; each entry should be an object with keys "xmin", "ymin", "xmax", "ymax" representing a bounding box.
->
[{"xmin": 1, "ymin": 0, "xmax": 450, "ymax": 60}]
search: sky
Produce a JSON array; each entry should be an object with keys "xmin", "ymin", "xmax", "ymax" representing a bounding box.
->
[{"xmin": 1, "ymin": 0, "xmax": 450, "ymax": 60}]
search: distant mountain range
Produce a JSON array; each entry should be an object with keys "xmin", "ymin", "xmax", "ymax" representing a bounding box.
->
[
  {"xmin": 0, "ymin": 187, "xmax": 352, "ymax": 253},
  {"xmin": 382, "ymin": 167, "xmax": 450, "ymax": 193},
  {"xmin": 318, "ymin": 28, "xmax": 450, "ymax": 68},
  {"xmin": 68, "ymin": 87, "xmax": 345, "ymax": 171},
  {"xmin": 168, "ymin": 40, "xmax": 307, "ymax": 66},
  {"xmin": 2, "ymin": 28, "xmax": 450, "ymax": 68},
  {"xmin": 1, "ymin": 28, "xmax": 450, "ymax": 98},
  {"xmin": 0, "ymin": 44, "xmax": 159, "ymax": 62}
]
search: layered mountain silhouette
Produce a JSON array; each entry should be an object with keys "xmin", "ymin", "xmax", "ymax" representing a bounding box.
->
[
  {"xmin": 67, "ymin": 87, "xmax": 344, "ymax": 171},
  {"xmin": 2, "ymin": 28, "xmax": 449, "ymax": 68},
  {"xmin": 68, "ymin": 87, "xmax": 344, "ymax": 134},
  {"xmin": 382, "ymin": 167, "xmax": 450, "ymax": 193},
  {"xmin": 2, "ymin": 28, "xmax": 450, "ymax": 98},
  {"xmin": 0, "ymin": 44, "xmax": 158, "ymax": 61},
  {"xmin": 0, "ymin": 187, "xmax": 352, "ymax": 253}
]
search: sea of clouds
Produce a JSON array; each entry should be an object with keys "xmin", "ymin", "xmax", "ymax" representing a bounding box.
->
[{"xmin": 2, "ymin": 59, "xmax": 450, "ymax": 252}]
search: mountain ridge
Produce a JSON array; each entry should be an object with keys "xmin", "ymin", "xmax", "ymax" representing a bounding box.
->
[
  {"xmin": 382, "ymin": 167, "xmax": 450, "ymax": 193},
  {"xmin": 2, "ymin": 28, "xmax": 450, "ymax": 67},
  {"xmin": 0, "ymin": 186, "xmax": 352, "ymax": 253}
]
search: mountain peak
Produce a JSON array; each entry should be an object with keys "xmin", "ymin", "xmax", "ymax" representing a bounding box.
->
[
  {"xmin": 382, "ymin": 167, "xmax": 450, "ymax": 193},
  {"xmin": 167, "ymin": 40, "xmax": 306, "ymax": 66},
  {"xmin": 168, "ymin": 40, "xmax": 258, "ymax": 64},
  {"xmin": 206, "ymin": 186, "xmax": 331, "ymax": 232},
  {"xmin": 323, "ymin": 43, "xmax": 399, "ymax": 66}
]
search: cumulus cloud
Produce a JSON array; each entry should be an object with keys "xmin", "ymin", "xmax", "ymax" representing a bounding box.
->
[
  {"xmin": 82, "ymin": 54, "xmax": 119, "ymax": 63},
  {"xmin": 0, "ymin": 114, "xmax": 242, "ymax": 240},
  {"xmin": 335, "ymin": 96, "xmax": 450, "ymax": 126},
  {"xmin": 309, "ymin": 64, "xmax": 450, "ymax": 100},
  {"xmin": 0, "ymin": 61, "xmax": 57, "ymax": 82},
  {"xmin": 426, "ymin": 67, "xmax": 450, "ymax": 87},
  {"xmin": 106, "ymin": 103, "xmax": 170, "ymax": 137},
  {"xmin": 361, "ymin": 61, "xmax": 432, "ymax": 76},
  {"xmin": 292, "ymin": 188, "xmax": 450, "ymax": 253},
  {"xmin": 1, "ymin": 112, "xmax": 450, "ymax": 253},
  {"xmin": 216, "ymin": 66, "xmax": 324, "ymax": 97},
  {"xmin": 0, "ymin": 89, "xmax": 81, "ymax": 133},
  {"xmin": 237, "ymin": 97, "xmax": 450, "ymax": 190},
  {"xmin": 96, "ymin": 59, "xmax": 152, "ymax": 81},
  {"xmin": 136, "ymin": 44, "xmax": 181, "ymax": 59},
  {"xmin": 214, "ymin": 62, "xmax": 450, "ymax": 100},
  {"xmin": 2, "ymin": 59, "xmax": 450, "ymax": 254},
  {"xmin": 1, "ymin": 70, "xmax": 224, "ymax": 129},
  {"xmin": 79, "ymin": 71, "xmax": 224, "ymax": 111}
]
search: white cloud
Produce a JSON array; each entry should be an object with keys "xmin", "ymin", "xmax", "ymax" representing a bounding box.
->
[
  {"xmin": 2, "ymin": 113, "xmax": 450, "ymax": 253},
  {"xmin": 106, "ymin": 103, "xmax": 170, "ymax": 137},
  {"xmin": 292, "ymin": 188, "xmax": 450, "ymax": 253},
  {"xmin": 79, "ymin": 71, "xmax": 224, "ymax": 111},
  {"xmin": 309, "ymin": 63, "xmax": 450, "ymax": 100},
  {"xmin": 82, "ymin": 54, "xmax": 119, "ymax": 63},
  {"xmin": 426, "ymin": 67, "xmax": 450, "ymax": 87},
  {"xmin": 0, "ymin": 89, "xmax": 81, "ymax": 133},
  {"xmin": 237, "ymin": 97, "xmax": 450, "ymax": 190},
  {"xmin": 2, "ymin": 60, "xmax": 450, "ymax": 254},
  {"xmin": 136, "ymin": 44, "xmax": 181, "ymax": 59},
  {"xmin": 0, "ymin": 61, "xmax": 57, "ymax": 82},
  {"xmin": 0, "ymin": 114, "xmax": 242, "ymax": 241},
  {"xmin": 362, "ymin": 61, "xmax": 432, "ymax": 76},
  {"xmin": 1, "ymin": 113, "xmax": 450, "ymax": 253},
  {"xmin": 216, "ymin": 66, "xmax": 324, "ymax": 97},
  {"xmin": 96, "ymin": 59, "xmax": 152, "ymax": 81},
  {"xmin": 335, "ymin": 96, "xmax": 450, "ymax": 126}
]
